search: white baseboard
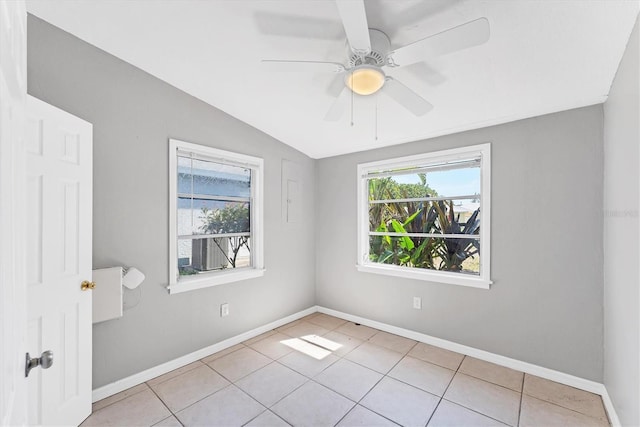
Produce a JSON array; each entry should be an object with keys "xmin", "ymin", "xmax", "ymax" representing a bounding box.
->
[
  {"xmin": 599, "ymin": 387, "xmax": 622, "ymax": 427},
  {"xmin": 316, "ymin": 306, "xmax": 620, "ymax": 426},
  {"xmin": 92, "ymin": 306, "xmax": 318, "ymax": 402},
  {"xmin": 91, "ymin": 304, "xmax": 621, "ymax": 426}
]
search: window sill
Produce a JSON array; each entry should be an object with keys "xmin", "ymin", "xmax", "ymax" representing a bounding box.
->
[
  {"xmin": 168, "ymin": 268, "xmax": 265, "ymax": 295},
  {"xmin": 356, "ymin": 264, "xmax": 491, "ymax": 289}
]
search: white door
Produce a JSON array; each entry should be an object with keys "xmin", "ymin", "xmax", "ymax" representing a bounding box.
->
[
  {"xmin": 25, "ymin": 96, "xmax": 93, "ymax": 426},
  {"xmin": 0, "ymin": 0, "xmax": 28, "ymax": 425}
]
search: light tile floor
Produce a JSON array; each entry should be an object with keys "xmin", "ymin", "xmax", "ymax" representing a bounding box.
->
[{"xmin": 82, "ymin": 313, "xmax": 611, "ymax": 427}]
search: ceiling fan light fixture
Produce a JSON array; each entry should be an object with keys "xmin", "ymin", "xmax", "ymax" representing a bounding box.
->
[{"xmin": 346, "ymin": 65, "xmax": 385, "ymax": 96}]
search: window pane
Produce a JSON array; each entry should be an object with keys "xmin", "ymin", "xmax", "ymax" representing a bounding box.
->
[
  {"xmin": 178, "ymin": 198, "xmax": 250, "ymax": 235},
  {"xmin": 368, "ymin": 167, "xmax": 480, "ymax": 201},
  {"xmin": 368, "ymin": 236, "xmax": 480, "ymax": 275},
  {"xmin": 368, "ymin": 174, "xmax": 437, "ymax": 201},
  {"xmin": 179, "ymin": 236, "xmax": 251, "ymax": 275},
  {"xmin": 369, "ymin": 200, "xmax": 481, "ymax": 234},
  {"xmin": 426, "ymin": 166, "xmax": 480, "ymax": 198},
  {"xmin": 178, "ymin": 156, "xmax": 251, "ymax": 198}
]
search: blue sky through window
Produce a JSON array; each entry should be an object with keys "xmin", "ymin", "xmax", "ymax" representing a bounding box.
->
[{"xmin": 393, "ymin": 167, "xmax": 480, "ymax": 197}]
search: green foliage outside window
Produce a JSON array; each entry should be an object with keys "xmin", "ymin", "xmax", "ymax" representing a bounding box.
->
[{"xmin": 368, "ymin": 176, "xmax": 480, "ymax": 274}]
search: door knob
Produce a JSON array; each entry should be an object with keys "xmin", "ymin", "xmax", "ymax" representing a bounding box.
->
[
  {"xmin": 25, "ymin": 350, "xmax": 54, "ymax": 377},
  {"xmin": 81, "ymin": 280, "xmax": 96, "ymax": 291}
]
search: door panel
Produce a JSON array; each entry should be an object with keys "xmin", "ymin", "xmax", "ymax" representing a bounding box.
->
[
  {"xmin": 26, "ymin": 95, "xmax": 93, "ymax": 426},
  {"xmin": 0, "ymin": 0, "xmax": 27, "ymax": 424}
]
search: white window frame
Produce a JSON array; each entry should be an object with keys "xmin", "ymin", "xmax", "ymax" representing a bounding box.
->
[
  {"xmin": 356, "ymin": 143, "xmax": 492, "ymax": 289},
  {"xmin": 168, "ymin": 139, "xmax": 264, "ymax": 294}
]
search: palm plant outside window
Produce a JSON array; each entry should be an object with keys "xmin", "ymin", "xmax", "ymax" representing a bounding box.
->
[{"xmin": 357, "ymin": 144, "xmax": 491, "ymax": 288}]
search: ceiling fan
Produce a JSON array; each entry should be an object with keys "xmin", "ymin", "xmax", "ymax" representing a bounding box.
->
[{"xmin": 261, "ymin": 0, "xmax": 490, "ymax": 121}]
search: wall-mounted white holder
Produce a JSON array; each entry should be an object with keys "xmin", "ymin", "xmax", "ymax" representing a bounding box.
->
[
  {"xmin": 123, "ymin": 267, "xmax": 145, "ymax": 289},
  {"xmin": 92, "ymin": 266, "xmax": 146, "ymax": 323},
  {"xmin": 92, "ymin": 267, "xmax": 124, "ymax": 324}
]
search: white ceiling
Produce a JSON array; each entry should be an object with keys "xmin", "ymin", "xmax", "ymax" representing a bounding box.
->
[{"xmin": 27, "ymin": 0, "xmax": 639, "ymax": 159}]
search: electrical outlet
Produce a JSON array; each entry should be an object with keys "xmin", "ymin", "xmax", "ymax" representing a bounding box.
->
[
  {"xmin": 220, "ymin": 303, "xmax": 229, "ymax": 317},
  {"xmin": 413, "ymin": 297, "xmax": 422, "ymax": 309}
]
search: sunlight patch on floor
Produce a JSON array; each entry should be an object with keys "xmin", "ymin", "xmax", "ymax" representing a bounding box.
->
[
  {"xmin": 280, "ymin": 335, "xmax": 342, "ymax": 360},
  {"xmin": 300, "ymin": 334, "xmax": 343, "ymax": 352}
]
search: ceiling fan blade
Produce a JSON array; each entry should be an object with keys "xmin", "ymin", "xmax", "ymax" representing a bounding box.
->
[
  {"xmin": 335, "ymin": 0, "xmax": 371, "ymax": 55},
  {"xmin": 326, "ymin": 72, "xmax": 346, "ymax": 97},
  {"xmin": 325, "ymin": 87, "xmax": 350, "ymax": 121},
  {"xmin": 389, "ymin": 17, "xmax": 490, "ymax": 67},
  {"xmin": 261, "ymin": 60, "xmax": 345, "ymax": 73},
  {"xmin": 383, "ymin": 77, "xmax": 433, "ymax": 116}
]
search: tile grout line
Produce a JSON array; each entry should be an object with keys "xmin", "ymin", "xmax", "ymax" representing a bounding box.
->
[
  {"xmin": 425, "ymin": 353, "xmax": 466, "ymax": 426},
  {"xmin": 147, "ymin": 360, "xmax": 207, "ymax": 388},
  {"xmin": 89, "ymin": 384, "xmax": 150, "ymax": 415},
  {"xmin": 521, "ymin": 373, "xmax": 610, "ymax": 423},
  {"xmin": 170, "ymin": 383, "xmax": 266, "ymax": 423},
  {"xmin": 516, "ymin": 374, "xmax": 525, "ymax": 426},
  {"xmin": 320, "ymin": 321, "xmax": 442, "ymax": 426},
  {"xmin": 439, "ymin": 396, "xmax": 515, "ymax": 426},
  {"xmin": 259, "ymin": 360, "xmax": 314, "ymax": 404},
  {"xmin": 437, "ymin": 356, "xmax": 523, "ymax": 427},
  {"xmin": 262, "ymin": 319, "xmax": 381, "ymax": 426},
  {"xmin": 339, "ymin": 340, "xmax": 422, "ymax": 426},
  {"xmin": 454, "ymin": 370, "xmax": 526, "ymax": 394},
  {"xmin": 227, "ymin": 384, "xmax": 272, "ymax": 426},
  {"xmin": 520, "ymin": 393, "xmax": 612, "ymax": 425},
  {"xmin": 145, "ymin": 383, "xmax": 183, "ymax": 426},
  {"xmin": 241, "ymin": 407, "xmax": 291, "ymax": 427},
  {"xmin": 438, "ymin": 354, "xmax": 516, "ymax": 426},
  {"xmin": 239, "ymin": 319, "xmax": 348, "ymax": 421},
  {"xmin": 265, "ymin": 319, "xmax": 351, "ymax": 425}
]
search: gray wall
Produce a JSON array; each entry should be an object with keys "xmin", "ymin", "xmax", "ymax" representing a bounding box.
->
[
  {"xmin": 603, "ymin": 15, "xmax": 639, "ymax": 427},
  {"xmin": 27, "ymin": 15, "xmax": 316, "ymax": 388},
  {"xmin": 316, "ymin": 106, "xmax": 604, "ymax": 381}
]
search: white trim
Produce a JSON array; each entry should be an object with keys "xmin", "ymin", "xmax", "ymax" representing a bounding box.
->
[
  {"xmin": 174, "ymin": 139, "xmax": 263, "ymax": 168},
  {"xmin": 178, "ymin": 232, "xmax": 251, "ymax": 240},
  {"xmin": 168, "ymin": 139, "xmax": 178, "ymax": 288},
  {"xmin": 357, "ymin": 143, "xmax": 491, "ymax": 288},
  {"xmin": 316, "ymin": 306, "xmax": 606, "ymax": 396},
  {"xmin": 91, "ymin": 306, "xmax": 318, "ymax": 402},
  {"xmin": 359, "ymin": 144, "xmax": 485, "ymax": 174},
  {"xmin": 168, "ymin": 139, "xmax": 264, "ymax": 293},
  {"xmin": 167, "ymin": 268, "xmax": 265, "ymax": 295},
  {"xmin": 177, "ymin": 193, "xmax": 250, "ymax": 203},
  {"xmin": 370, "ymin": 195, "xmax": 478, "ymax": 204},
  {"xmin": 356, "ymin": 264, "xmax": 491, "ymax": 289},
  {"xmin": 369, "ymin": 232, "xmax": 480, "ymax": 239},
  {"xmin": 599, "ymin": 387, "xmax": 621, "ymax": 427}
]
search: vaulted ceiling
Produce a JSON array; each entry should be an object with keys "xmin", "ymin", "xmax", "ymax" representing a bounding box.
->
[{"xmin": 27, "ymin": 0, "xmax": 639, "ymax": 158}]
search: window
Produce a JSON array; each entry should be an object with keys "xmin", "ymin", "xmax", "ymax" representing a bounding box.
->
[
  {"xmin": 168, "ymin": 139, "xmax": 264, "ymax": 294},
  {"xmin": 357, "ymin": 143, "xmax": 491, "ymax": 288}
]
